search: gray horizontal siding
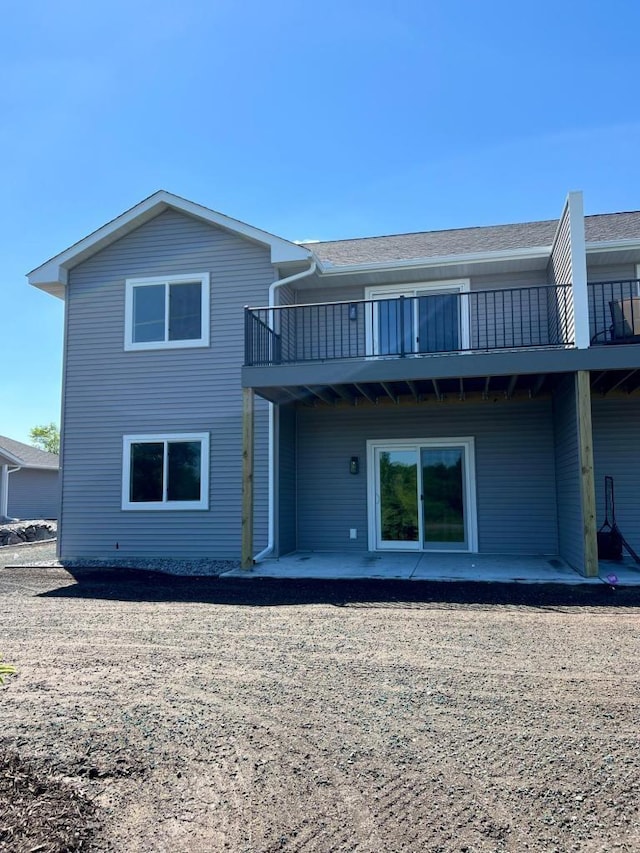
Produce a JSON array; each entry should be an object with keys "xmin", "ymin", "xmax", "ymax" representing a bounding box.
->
[
  {"xmin": 61, "ymin": 209, "xmax": 273, "ymax": 560},
  {"xmin": 586, "ymin": 263, "xmax": 637, "ymax": 283},
  {"xmin": 295, "ymin": 400, "xmax": 559, "ymax": 554},
  {"xmin": 592, "ymin": 396, "xmax": 640, "ymax": 552},
  {"xmin": 294, "ymin": 285, "xmax": 365, "ymax": 304},
  {"xmin": 277, "ymin": 404, "xmax": 297, "ymax": 556},
  {"xmin": 470, "ymin": 270, "xmax": 548, "ymax": 291},
  {"xmin": 8, "ymin": 469, "xmax": 60, "ymax": 520},
  {"xmin": 547, "ymin": 205, "xmax": 576, "ymax": 345},
  {"xmin": 552, "ymin": 377, "xmax": 583, "ymax": 570}
]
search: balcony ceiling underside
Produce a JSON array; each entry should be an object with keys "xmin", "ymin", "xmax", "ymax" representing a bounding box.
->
[
  {"xmin": 253, "ymin": 372, "xmax": 553, "ymax": 405},
  {"xmin": 251, "ymin": 368, "xmax": 640, "ymax": 406}
]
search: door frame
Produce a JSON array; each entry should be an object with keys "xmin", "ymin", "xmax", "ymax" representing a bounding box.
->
[
  {"xmin": 364, "ymin": 279, "xmax": 471, "ymax": 357},
  {"xmin": 366, "ymin": 436, "xmax": 478, "ymax": 552}
]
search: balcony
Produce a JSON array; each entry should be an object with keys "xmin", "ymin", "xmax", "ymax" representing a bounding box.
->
[
  {"xmin": 244, "ymin": 284, "xmax": 574, "ymax": 367},
  {"xmin": 589, "ymin": 280, "xmax": 640, "ymax": 345}
]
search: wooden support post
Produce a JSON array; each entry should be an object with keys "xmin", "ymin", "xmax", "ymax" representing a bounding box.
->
[
  {"xmin": 576, "ymin": 371, "xmax": 598, "ymax": 577},
  {"xmin": 241, "ymin": 387, "xmax": 255, "ymax": 570}
]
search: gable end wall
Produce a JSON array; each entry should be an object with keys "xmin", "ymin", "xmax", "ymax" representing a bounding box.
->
[{"xmin": 60, "ymin": 209, "xmax": 272, "ymax": 560}]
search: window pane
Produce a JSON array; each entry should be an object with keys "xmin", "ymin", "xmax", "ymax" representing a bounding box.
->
[
  {"xmin": 421, "ymin": 447, "xmax": 465, "ymax": 543},
  {"xmin": 417, "ymin": 293, "xmax": 460, "ymax": 353},
  {"xmin": 169, "ymin": 282, "xmax": 202, "ymax": 341},
  {"xmin": 167, "ymin": 441, "xmax": 201, "ymax": 501},
  {"xmin": 379, "ymin": 450, "xmax": 419, "ymax": 541},
  {"xmin": 377, "ymin": 298, "xmax": 413, "ymax": 356},
  {"xmin": 133, "ymin": 285, "xmax": 166, "ymax": 342},
  {"xmin": 130, "ymin": 443, "xmax": 164, "ymax": 502}
]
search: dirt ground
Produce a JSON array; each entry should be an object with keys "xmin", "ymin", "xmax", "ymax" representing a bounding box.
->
[{"xmin": 1, "ymin": 566, "xmax": 639, "ymax": 853}]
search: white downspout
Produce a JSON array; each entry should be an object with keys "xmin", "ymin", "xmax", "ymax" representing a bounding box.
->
[{"xmin": 254, "ymin": 258, "xmax": 317, "ymax": 562}]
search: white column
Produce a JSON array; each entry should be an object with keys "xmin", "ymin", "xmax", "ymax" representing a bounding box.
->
[
  {"xmin": 567, "ymin": 191, "xmax": 590, "ymax": 349},
  {"xmin": 0, "ymin": 465, "xmax": 9, "ymax": 520}
]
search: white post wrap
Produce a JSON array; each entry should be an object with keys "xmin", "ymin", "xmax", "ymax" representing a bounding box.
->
[
  {"xmin": 0, "ymin": 465, "xmax": 9, "ymax": 520},
  {"xmin": 567, "ymin": 191, "xmax": 590, "ymax": 349}
]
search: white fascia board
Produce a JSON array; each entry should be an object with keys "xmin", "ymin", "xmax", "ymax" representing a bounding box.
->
[
  {"xmin": 27, "ymin": 190, "xmax": 311, "ymax": 296},
  {"xmin": 314, "ymin": 245, "xmax": 552, "ymax": 276}
]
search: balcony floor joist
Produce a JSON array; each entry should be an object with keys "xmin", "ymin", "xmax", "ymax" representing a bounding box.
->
[{"xmin": 248, "ymin": 366, "xmax": 640, "ymax": 407}]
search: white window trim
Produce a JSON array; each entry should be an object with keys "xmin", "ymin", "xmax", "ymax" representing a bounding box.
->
[
  {"xmin": 366, "ymin": 436, "xmax": 478, "ymax": 553},
  {"xmin": 364, "ymin": 279, "xmax": 470, "ymax": 356},
  {"xmin": 124, "ymin": 273, "xmax": 210, "ymax": 351},
  {"xmin": 122, "ymin": 432, "xmax": 210, "ymax": 511}
]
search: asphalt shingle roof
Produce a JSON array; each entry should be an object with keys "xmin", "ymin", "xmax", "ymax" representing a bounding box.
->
[
  {"xmin": 302, "ymin": 211, "xmax": 640, "ymax": 267},
  {"xmin": 0, "ymin": 435, "xmax": 59, "ymax": 469}
]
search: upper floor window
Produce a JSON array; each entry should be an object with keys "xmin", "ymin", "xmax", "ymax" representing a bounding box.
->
[{"xmin": 124, "ymin": 273, "xmax": 210, "ymax": 351}]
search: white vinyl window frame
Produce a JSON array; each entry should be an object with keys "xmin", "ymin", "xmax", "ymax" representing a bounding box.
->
[
  {"xmin": 364, "ymin": 279, "xmax": 470, "ymax": 357},
  {"xmin": 124, "ymin": 273, "xmax": 210, "ymax": 351},
  {"xmin": 122, "ymin": 432, "xmax": 210, "ymax": 510},
  {"xmin": 366, "ymin": 436, "xmax": 478, "ymax": 553}
]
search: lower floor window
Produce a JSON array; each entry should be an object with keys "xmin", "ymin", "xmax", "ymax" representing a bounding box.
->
[{"xmin": 122, "ymin": 433, "xmax": 209, "ymax": 510}]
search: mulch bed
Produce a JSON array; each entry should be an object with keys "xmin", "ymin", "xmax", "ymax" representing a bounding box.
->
[{"xmin": 0, "ymin": 751, "xmax": 98, "ymax": 853}]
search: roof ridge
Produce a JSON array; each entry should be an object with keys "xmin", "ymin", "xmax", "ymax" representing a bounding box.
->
[{"xmin": 585, "ymin": 210, "xmax": 640, "ymax": 219}]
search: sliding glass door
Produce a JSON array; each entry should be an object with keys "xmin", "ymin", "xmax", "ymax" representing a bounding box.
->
[
  {"xmin": 367, "ymin": 281, "xmax": 469, "ymax": 356},
  {"xmin": 370, "ymin": 439, "xmax": 476, "ymax": 551}
]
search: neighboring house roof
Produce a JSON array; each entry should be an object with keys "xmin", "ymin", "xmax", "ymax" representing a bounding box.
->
[
  {"xmin": 302, "ymin": 211, "xmax": 640, "ymax": 268},
  {"xmin": 28, "ymin": 190, "xmax": 312, "ymax": 298},
  {"xmin": 0, "ymin": 435, "xmax": 59, "ymax": 470}
]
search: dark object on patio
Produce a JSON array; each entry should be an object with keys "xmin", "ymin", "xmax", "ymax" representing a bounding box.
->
[
  {"xmin": 610, "ymin": 297, "xmax": 640, "ymax": 342},
  {"xmin": 597, "ymin": 476, "xmax": 640, "ymax": 564}
]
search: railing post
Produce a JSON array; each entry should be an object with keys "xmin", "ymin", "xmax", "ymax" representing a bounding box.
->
[{"xmin": 399, "ymin": 295, "xmax": 406, "ymax": 357}]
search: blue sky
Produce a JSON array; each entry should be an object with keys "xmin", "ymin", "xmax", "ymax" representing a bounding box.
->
[{"xmin": 2, "ymin": 0, "xmax": 640, "ymax": 443}]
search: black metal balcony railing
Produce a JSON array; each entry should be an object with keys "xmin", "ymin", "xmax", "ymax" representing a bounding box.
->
[
  {"xmin": 588, "ymin": 280, "xmax": 640, "ymax": 345},
  {"xmin": 244, "ymin": 285, "xmax": 574, "ymax": 367}
]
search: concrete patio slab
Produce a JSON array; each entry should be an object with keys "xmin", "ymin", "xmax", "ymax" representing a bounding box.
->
[{"xmin": 222, "ymin": 551, "xmax": 640, "ymax": 585}]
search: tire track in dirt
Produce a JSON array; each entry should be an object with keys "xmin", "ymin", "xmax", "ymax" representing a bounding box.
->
[{"xmin": 2, "ymin": 570, "xmax": 640, "ymax": 851}]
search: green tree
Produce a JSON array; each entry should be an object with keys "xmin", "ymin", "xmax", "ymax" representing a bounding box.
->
[{"xmin": 29, "ymin": 423, "xmax": 60, "ymax": 455}]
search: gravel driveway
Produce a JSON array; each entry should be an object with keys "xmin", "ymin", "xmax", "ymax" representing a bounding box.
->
[{"xmin": 1, "ymin": 566, "xmax": 639, "ymax": 852}]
